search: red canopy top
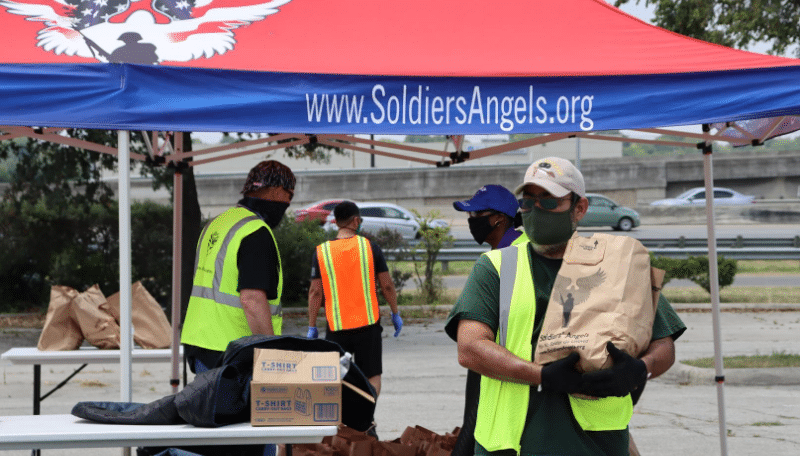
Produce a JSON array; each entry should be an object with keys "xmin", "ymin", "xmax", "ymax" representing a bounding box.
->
[{"xmin": 2, "ymin": 0, "xmax": 797, "ymax": 76}]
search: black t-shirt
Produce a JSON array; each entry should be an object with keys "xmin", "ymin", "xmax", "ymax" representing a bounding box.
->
[
  {"xmin": 236, "ymin": 197, "xmax": 281, "ymax": 299},
  {"xmin": 238, "ymin": 227, "xmax": 280, "ymax": 299}
]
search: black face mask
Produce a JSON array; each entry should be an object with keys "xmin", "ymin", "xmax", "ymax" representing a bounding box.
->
[
  {"xmin": 468, "ymin": 215, "xmax": 495, "ymax": 245},
  {"xmin": 260, "ymin": 200, "xmax": 290, "ymax": 229}
]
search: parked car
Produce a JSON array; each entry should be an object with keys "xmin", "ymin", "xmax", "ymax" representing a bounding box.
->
[
  {"xmin": 579, "ymin": 193, "xmax": 640, "ymax": 231},
  {"xmin": 649, "ymin": 187, "xmax": 755, "ymax": 206},
  {"xmin": 323, "ymin": 202, "xmax": 449, "ymax": 239},
  {"xmin": 294, "ymin": 199, "xmax": 347, "ymax": 224}
]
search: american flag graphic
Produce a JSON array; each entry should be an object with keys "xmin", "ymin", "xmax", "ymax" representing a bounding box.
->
[{"xmin": 0, "ymin": 0, "xmax": 290, "ymax": 63}]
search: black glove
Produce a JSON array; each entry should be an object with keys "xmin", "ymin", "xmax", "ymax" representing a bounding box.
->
[
  {"xmin": 540, "ymin": 352, "xmax": 584, "ymax": 394},
  {"xmin": 582, "ymin": 341, "xmax": 648, "ymax": 398}
]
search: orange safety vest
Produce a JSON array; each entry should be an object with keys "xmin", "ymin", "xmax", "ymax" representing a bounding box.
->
[{"xmin": 317, "ymin": 236, "xmax": 380, "ymax": 331}]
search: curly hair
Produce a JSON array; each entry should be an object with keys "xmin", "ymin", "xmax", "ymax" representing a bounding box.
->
[{"xmin": 241, "ymin": 160, "xmax": 296, "ymax": 195}]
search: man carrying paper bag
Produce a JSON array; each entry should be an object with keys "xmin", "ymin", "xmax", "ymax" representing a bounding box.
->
[
  {"xmin": 535, "ymin": 233, "xmax": 666, "ymax": 374},
  {"xmin": 445, "ymin": 157, "xmax": 686, "ymax": 456}
]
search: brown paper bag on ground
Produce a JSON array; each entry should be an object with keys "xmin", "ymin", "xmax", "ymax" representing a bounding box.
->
[
  {"xmin": 37, "ymin": 285, "xmax": 84, "ymax": 350},
  {"xmin": 72, "ymin": 284, "xmax": 120, "ymax": 349},
  {"xmin": 103, "ymin": 281, "xmax": 171, "ymax": 349},
  {"xmin": 534, "ymin": 233, "xmax": 664, "ymax": 372}
]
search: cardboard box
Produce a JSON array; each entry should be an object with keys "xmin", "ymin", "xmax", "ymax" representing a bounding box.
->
[{"xmin": 251, "ymin": 349, "xmax": 342, "ymax": 426}]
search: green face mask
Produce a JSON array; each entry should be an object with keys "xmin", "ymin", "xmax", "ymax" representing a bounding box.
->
[{"xmin": 521, "ymin": 204, "xmax": 576, "ymax": 246}]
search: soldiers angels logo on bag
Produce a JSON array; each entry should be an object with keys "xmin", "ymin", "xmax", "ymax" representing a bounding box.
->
[
  {"xmin": 552, "ymin": 268, "xmax": 606, "ymax": 327},
  {"xmin": 0, "ymin": 0, "xmax": 291, "ymax": 64}
]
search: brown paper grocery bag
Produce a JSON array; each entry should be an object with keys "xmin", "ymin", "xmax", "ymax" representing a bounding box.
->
[
  {"xmin": 103, "ymin": 281, "xmax": 171, "ymax": 349},
  {"xmin": 534, "ymin": 233, "xmax": 664, "ymax": 372},
  {"xmin": 72, "ymin": 284, "xmax": 121, "ymax": 349},
  {"xmin": 37, "ymin": 285, "xmax": 84, "ymax": 350}
]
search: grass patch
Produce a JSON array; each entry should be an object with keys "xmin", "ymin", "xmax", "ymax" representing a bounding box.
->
[
  {"xmin": 683, "ymin": 352, "xmax": 800, "ymax": 368},
  {"xmin": 662, "ymin": 286, "xmax": 800, "ymax": 304},
  {"xmin": 0, "ymin": 313, "xmax": 46, "ymax": 329},
  {"xmin": 736, "ymin": 260, "xmax": 800, "ymax": 274},
  {"xmin": 391, "ymin": 261, "xmax": 476, "ymax": 276},
  {"xmin": 751, "ymin": 422, "xmax": 784, "ymax": 427}
]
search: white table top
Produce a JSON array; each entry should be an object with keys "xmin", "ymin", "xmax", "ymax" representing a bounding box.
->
[
  {"xmin": 1, "ymin": 346, "xmax": 182, "ymax": 365},
  {"xmin": 0, "ymin": 414, "xmax": 337, "ymax": 450}
]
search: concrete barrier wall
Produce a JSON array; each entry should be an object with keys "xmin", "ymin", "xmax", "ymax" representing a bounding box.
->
[{"xmin": 11, "ymin": 150, "xmax": 796, "ymax": 224}]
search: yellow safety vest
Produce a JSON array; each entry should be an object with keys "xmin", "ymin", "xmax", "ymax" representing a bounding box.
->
[
  {"xmin": 511, "ymin": 231, "xmax": 529, "ymax": 246},
  {"xmin": 181, "ymin": 206, "xmax": 283, "ymax": 351},
  {"xmin": 475, "ymin": 244, "xmax": 632, "ymax": 453},
  {"xmin": 317, "ymin": 236, "xmax": 380, "ymax": 331}
]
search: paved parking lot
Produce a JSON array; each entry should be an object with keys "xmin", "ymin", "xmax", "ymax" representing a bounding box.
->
[{"xmin": 2, "ymin": 309, "xmax": 799, "ymax": 455}]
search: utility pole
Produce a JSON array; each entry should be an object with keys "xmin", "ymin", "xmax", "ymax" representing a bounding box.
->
[{"xmin": 370, "ymin": 134, "xmax": 375, "ymax": 168}]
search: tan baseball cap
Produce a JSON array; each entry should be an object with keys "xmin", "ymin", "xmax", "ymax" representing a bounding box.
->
[{"xmin": 514, "ymin": 157, "xmax": 585, "ymax": 198}]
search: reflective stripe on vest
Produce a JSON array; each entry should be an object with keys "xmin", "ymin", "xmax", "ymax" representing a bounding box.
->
[
  {"xmin": 181, "ymin": 207, "xmax": 283, "ymax": 351},
  {"xmin": 318, "ymin": 236, "xmax": 379, "ymax": 331},
  {"xmin": 476, "ymin": 244, "xmax": 632, "ymax": 453},
  {"xmin": 475, "ymin": 244, "xmax": 534, "ymax": 453}
]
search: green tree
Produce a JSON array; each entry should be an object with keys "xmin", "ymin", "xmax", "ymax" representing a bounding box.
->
[
  {"xmin": 405, "ymin": 135, "xmax": 448, "ymax": 143},
  {"xmin": 0, "ymin": 130, "xmax": 342, "ymax": 314},
  {"xmin": 0, "ymin": 199, "xmax": 175, "ymax": 312},
  {"xmin": 615, "ymin": 0, "xmax": 800, "ymax": 57},
  {"xmin": 221, "ymin": 133, "xmax": 346, "ymax": 163},
  {"xmin": 409, "ymin": 210, "xmax": 455, "ymax": 303}
]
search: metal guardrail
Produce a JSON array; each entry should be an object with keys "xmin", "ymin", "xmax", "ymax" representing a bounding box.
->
[
  {"xmin": 390, "ymin": 237, "xmax": 800, "ymax": 265},
  {"xmin": 452, "ymin": 237, "xmax": 800, "ymax": 249}
]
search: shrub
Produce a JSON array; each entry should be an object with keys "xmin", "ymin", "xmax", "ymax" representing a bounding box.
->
[
  {"xmin": 368, "ymin": 228, "xmax": 413, "ymax": 295},
  {"xmin": 0, "ymin": 200, "xmax": 174, "ymax": 312},
  {"xmin": 650, "ymin": 254, "xmax": 737, "ymax": 293},
  {"xmin": 272, "ymin": 217, "xmax": 329, "ymax": 306}
]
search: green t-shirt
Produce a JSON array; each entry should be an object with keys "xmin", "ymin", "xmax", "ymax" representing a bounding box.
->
[{"xmin": 445, "ymin": 244, "xmax": 686, "ymax": 456}]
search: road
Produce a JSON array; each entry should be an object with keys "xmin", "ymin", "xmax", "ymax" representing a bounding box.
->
[
  {"xmin": 3, "ymin": 311, "xmax": 799, "ymax": 456},
  {"xmin": 446, "ymin": 223, "xmax": 800, "ymax": 241}
]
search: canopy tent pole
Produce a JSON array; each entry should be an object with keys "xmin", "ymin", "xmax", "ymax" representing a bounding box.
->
[
  {"xmin": 700, "ymin": 124, "xmax": 728, "ymax": 456},
  {"xmin": 170, "ymin": 133, "xmax": 184, "ymax": 394},
  {"xmin": 118, "ymin": 130, "xmax": 133, "ymax": 402}
]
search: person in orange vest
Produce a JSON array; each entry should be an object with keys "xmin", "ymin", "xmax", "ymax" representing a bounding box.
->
[{"xmin": 307, "ymin": 201, "xmax": 403, "ymax": 401}]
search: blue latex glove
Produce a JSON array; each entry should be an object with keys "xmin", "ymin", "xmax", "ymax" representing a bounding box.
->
[
  {"xmin": 391, "ymin": 312, "xmax": 403, "ymax": 337},
  {"xmin": 306, "ymin": 326, "xmax": 319, "ymax": 339}
]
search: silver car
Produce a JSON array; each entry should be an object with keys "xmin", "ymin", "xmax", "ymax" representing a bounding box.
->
[
  {"xmin": 323, "ymin": 202, "xmax": 449, "ymax": 239},
  {"xmin": 650, "ymin": 187, "xmax": 755, "ymax": 206}
]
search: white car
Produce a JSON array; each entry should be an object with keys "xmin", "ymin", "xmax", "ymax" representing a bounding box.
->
[
  {"xmin": 323, "ymin": 202, "xmax": 449, "ymax": 239},
  {"xmin": 650, "ymin": 187, "xmax": 755, "ymax": 206}
]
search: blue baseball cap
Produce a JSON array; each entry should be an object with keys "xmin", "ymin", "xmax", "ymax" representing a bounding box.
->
[{"xmin": 453, "ymin": 185, "xmax": 519, "ymax": 218}]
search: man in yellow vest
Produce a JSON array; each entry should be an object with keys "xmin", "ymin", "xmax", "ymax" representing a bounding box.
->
[
  {"xmin": 445, "ymin": 157, "xmax": 686, "ymax": 456},
  {"xmin": 307, "ymin": 201, "xmax": 403, "ymax": 399},
  {"xmin": 182, "ymin": 160, "xmax": 295, "ymax": 374},
  {"xmin": 450, "ymin": 184, "xmax": 528, "ymax": 456}
]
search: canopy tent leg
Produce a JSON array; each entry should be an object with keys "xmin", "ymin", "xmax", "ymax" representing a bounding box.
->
[
  {"xmin": 171, "ymin": 161, "xmax": 183, "ymax": 393},
  {"xmin": 118, "ymin": 130, "xmax": 133, "ymax": 403},
  {"xmin": 700, "ymin": 124, "xmax": 728, "ymax": 456}
]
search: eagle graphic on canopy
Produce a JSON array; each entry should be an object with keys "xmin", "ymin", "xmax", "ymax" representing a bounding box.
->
[{"xmin": 0, "ymin": 0, "xmax": 290, "ymax": 63}]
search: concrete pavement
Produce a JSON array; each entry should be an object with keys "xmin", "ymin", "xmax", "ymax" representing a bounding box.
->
[{"xmin": 2, "ymin": 310, "xmax": 799, "ymax": 455}]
